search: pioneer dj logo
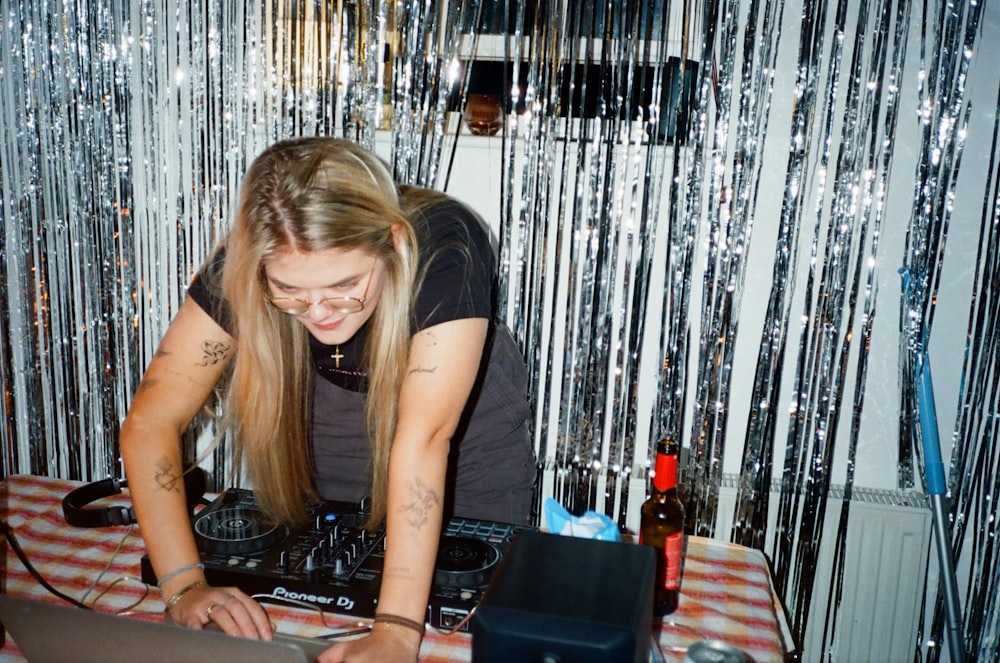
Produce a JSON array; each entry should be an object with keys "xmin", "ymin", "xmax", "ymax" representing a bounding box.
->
[{"xmin": 271, "ymin": 586, "xmax": 355, "ymax": 611}]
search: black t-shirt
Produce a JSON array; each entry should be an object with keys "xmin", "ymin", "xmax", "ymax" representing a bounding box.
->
[{"xmin": 186, "ymin": 199, "xmax": 496, "ymax": 391}]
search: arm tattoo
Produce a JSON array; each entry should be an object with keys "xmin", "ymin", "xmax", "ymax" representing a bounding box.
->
[
  {"xmin": 383, "ymin": 564, "xmax": 415, "ymax": 581},
  {"xmin": 155, "ymin": 460, "xmax": 183, "ymax": 494},
  {"xmin": 399, "ymin": 476, "xmax": 440, "ymax": 532},
  {"xmin": 409, "ymin": 331, "xmax": 438, "ymax": 374},
  {"xmin": 196, "ymin": 340, "xmax": 232, "ymax": 366}
]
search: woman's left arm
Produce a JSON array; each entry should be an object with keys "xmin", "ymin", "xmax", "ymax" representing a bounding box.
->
[{"xmin": 322, "ymin": 316, "xmax": 488, "ymax": 663}]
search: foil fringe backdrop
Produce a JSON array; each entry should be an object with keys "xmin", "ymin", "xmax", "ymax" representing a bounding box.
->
[
  {"xmin": 901, "ymin": 1, "xmax": 994, "ymax": 661},
  {"xmin": 746, "ymin": 0, "xmax": 903, "ymax": 649},
  {"xmin": 946, "ymin": 87, "xmax": 1000, "ymax": 660},
  {"xmin": 2, "ymin": 1, "xmax": 1000, "ymax": 660}
]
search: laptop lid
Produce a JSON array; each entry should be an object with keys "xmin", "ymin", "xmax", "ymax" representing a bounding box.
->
[{"xmin": 0, "ymin": 594, "xmax": 330, "ymax": 663}]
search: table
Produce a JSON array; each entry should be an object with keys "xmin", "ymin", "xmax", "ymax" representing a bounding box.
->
[{"xmin": 0, "ymin": 475, "xmax": 792, "ymax": 662}]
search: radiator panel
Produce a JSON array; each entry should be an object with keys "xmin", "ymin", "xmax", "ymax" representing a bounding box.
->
[{"xmin": 716, "ymin": 484, "xmax": 932, "ymax": 662}]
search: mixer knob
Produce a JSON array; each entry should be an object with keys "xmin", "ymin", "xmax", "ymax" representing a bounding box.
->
[
  {"xmin": 277, "ymin": 551, "xmax": 288, "ymax": 571},
  {"xmin": 334, "ymin": 557, "xmax": 346, "ymax": 575}
]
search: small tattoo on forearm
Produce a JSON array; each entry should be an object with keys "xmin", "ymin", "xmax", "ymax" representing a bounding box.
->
[
  {"xmin": 384, "ymin": 565, "xmax": 415, "ymax": 581},
  {"xmin": 400, "ymin": 477, "xmax": 440, "ymax": 532},
  {"xmin": 155, "ymin": 461, "xmax": 182, "ymax": 494},
  {"xmin": 197, "ymin": 340, "xmax": 232, "ymax": 366},
  {"xmin": 408, "ymin": 365, "xmax": 437, "ymax": 375}
]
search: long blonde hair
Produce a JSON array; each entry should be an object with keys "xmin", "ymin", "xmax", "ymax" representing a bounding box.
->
[{"xmin": 220, "ymin": 137, "xmax": 424, "ymax": 526}]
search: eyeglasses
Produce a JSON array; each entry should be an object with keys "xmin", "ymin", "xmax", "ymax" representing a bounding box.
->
[{"xmin": 265, "ymin": 261, "xmax": 376, "ymax": 316}]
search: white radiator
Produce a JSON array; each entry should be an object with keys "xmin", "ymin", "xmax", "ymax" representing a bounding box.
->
[{"xmin": 716, "ymin": 480, "xmax": 933, "ymax": 662}]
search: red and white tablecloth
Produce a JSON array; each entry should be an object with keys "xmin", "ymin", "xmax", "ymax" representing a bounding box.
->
[{"xmin": 0, "ymin": 474, "xmax": 792, "ymax": 662}]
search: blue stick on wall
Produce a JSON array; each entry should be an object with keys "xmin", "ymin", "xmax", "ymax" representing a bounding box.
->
[{"xmin": 916, "ymin": 351, "xmax": 964, "ymax": 663}]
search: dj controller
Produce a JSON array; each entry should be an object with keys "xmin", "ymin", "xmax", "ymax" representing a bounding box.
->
[{"xmin": 140, "ymin": 488, "xmax": 534, "ymax": 631}]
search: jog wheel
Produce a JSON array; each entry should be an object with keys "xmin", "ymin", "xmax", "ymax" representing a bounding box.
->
[
  {"xmin": 194, "ymin": 505, "xmax": 288, "ymax": 556},
  {"xmin": 433, "ymin": 536, "xmax": 500, "ymax": 589}
]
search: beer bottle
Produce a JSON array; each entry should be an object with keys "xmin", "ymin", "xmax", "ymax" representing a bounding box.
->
[{"xmin": 639, "ymin": 439, "xmax": 685, "ymax": 615}]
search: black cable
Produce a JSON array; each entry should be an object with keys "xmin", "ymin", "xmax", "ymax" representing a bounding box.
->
[
  {"xmin": 317, "ymin": 626, "xmax": 372, "ymax": 640},
  {"xmin": 0, "ymin": 519, "xmax": 91, "ymax": 610}
]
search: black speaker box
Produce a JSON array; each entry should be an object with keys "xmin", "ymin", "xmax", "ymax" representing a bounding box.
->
[{"xmin": 471, "ymin": 530, "xmax": 656, "ymax": 663}]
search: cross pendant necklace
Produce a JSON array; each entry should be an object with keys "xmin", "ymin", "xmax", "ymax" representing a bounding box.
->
[{"xmin": 331, "ymin": 346, "xmax": 344, "ymax": 368}]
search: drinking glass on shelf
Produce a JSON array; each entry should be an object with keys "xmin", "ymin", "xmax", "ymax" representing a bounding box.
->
[{"xmin": 463, "ymin": 94, "xmax": 503, "ymax": 136}]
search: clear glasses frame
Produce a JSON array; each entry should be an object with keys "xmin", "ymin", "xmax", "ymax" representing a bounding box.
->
[{"xmin": 265, "ymin": 261, "xmax": 375, "ymax": 316}]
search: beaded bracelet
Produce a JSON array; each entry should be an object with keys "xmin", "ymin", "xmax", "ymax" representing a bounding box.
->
[
  {"xmin": 374, "ymin": 612, "xmax": 426, "ymax": 637},
  {"xmin": 156, "ymin": 562, "xmax": 205, "ymax": 589},
  {"xmin": 164, "ymin": 580, "xmax": 208, "ymax": 613}
]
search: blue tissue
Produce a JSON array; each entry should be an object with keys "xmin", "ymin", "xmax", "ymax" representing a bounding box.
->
[{"xmin": 543, "ymin": 498, "xmax": 621, "ymax": 542}]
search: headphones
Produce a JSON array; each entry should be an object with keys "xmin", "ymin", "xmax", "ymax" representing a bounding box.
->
[{"xmin": 61, "ymin": 467, "xmax": 207, "ymax": 528}]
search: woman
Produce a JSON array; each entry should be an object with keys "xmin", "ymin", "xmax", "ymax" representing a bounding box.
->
[{"xmin": 120, "ymin": 137, "xmax": 536, "ymax": 662}]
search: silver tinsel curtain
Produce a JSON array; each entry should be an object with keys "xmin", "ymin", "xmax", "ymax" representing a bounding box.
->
[{"xmin": 2, "ymin": 0, "xmax": 999, "ymax": 660}]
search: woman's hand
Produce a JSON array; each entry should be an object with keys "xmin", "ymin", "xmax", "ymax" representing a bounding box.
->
[
  {"xmin": 165, "ymin": 582, "xmax": 274, "ymax": 640},
  {"xmin": 318, "ymin": 625, "xmax": 420, "ymax": 662}
]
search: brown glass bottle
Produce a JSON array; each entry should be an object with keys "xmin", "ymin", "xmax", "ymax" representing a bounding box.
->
[{"xmin": 639, "ymin": 439, "xmax": 685, "ymax": 615}]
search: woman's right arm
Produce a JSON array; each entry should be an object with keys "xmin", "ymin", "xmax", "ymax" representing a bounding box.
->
[{"xmin": 120, "ymin": 298, "xmax": 272, "ymax": 639}]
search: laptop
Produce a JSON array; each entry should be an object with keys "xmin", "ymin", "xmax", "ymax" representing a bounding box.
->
[{"xmin": 0, "ymin": 594, "xmax": 332, "ymax": 663}]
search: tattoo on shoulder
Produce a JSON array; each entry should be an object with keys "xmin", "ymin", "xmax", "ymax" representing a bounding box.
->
[
  {"xmin": 196, "ymin": 340, "xmax": 232, "ymax": 366},
  {"xmin": 399, "ymin": 477, "xmax": 440, "ymax": 532},
  {"xmin": 155, "ymin": 461, "xmax": 182, "ymax": 494},
  {"xmin": 408, "ymin": 331, "xmax": 443, "ymax": 375}
]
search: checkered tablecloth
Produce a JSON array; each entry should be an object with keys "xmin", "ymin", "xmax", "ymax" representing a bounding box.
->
[{"xmin": 0, "ymin": 475, "xmax": 792, "ymax": 662}]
